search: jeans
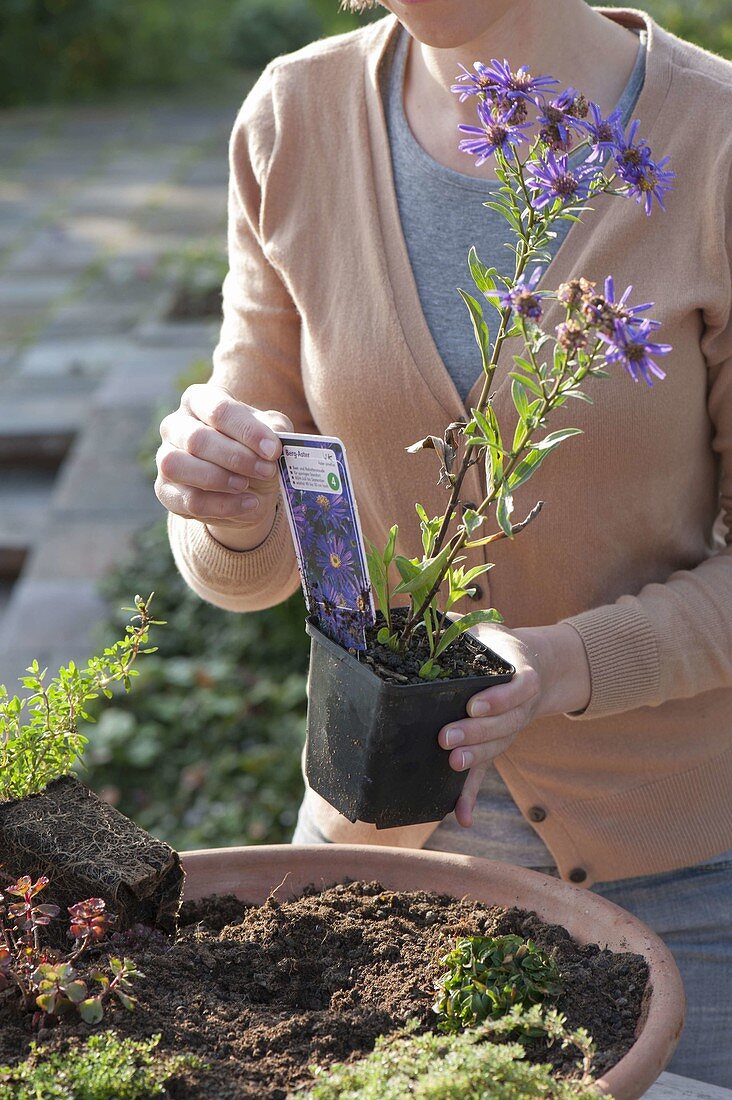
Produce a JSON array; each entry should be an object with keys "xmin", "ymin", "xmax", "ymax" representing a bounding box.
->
[{"xmin": 291, "ymin": 809, "xmax": 732, "ymax": 1088}]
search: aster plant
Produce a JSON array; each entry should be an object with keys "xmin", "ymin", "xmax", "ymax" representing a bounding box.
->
[{"xmin": 367, "ymin": 59, "xmax": 673, "ymax": 677}]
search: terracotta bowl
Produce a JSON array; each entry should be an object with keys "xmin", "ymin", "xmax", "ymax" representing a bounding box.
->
[{"xmin": 181, "ymin": 844, "xmax": 685, "ymax": 1100}]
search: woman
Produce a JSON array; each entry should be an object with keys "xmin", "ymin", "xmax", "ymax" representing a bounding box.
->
[{"xmin": 155, "ymin": 0, "xmax": 732, "ymax": 1083}]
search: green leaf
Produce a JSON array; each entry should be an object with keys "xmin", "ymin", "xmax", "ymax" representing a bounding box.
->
[
  {"xmin": 366, "ymin": 540, "xmax": 388, "ymax": 616},
  {"xmin": 458, "ymin": 289, "xmax": 491, "ymax": 375},
  {"xmin": 64, "ymin": 980, "xmax": 88, "ymax": 1004},
  {"xmin": 116, "ymin": 990, "xmax": 136, "ymax": 1011},
  {"xmin": 418, "ymin": 659, "xmax": 442, "ymax": 681},
  {"xmin": 79, "ymin": 997, "xmax": 104, "ymax": 1025},
  {"xmin": 529, "ymin": 427, "xmax": 583, "ymax": 452},
  {"xmin": 462, "ymin": 509, "xmax": 484, "ymax": 537},
  {"xmin": 384, "ymin": 524, "xmax": 398, "ymax": 566},
  {"xmin": 393, "ymin": 546, "xmax": 455, "ymax": 617},
  {"xmin": 508, "ymin": 429, "xmax": 583, "ymax": 492},
  {"xmin": 496, "ymin": 493, "xmax": 515, "ymax": 539},
  {"xmin": 377, "ymin": 627, "xmax": 391, "ymax": 644},
  {"xmin": 36, "ymin": 992, "xmax": 58, "ymax": 1014},
  {"xmin": 393, "ymin": 555, "xmax": 421, "ymax": 587},
  {"xmin": 433, "ymin": 610, "xmax": 504, "ymax": 660},
  {"xmin": 509, "ymin": 369, "xmax": 544, "ymax": 398},
  {"xmin": 511, "ymin": 377, "xmax": 530, "ymax": 421},
  {"xmin": 472, "ymin": 406, "xmax": 504, "ymax": 493},
  {"xmin": 506, "ymin": 450, "xmax": 546, "ymax": 493},
  {"xmin": 461, "ymin": 563, "xmax": 495, "ymax": 586},
  {"xmin": 467, "ymin": 246, "xmax": 497, "ymax": 296}
]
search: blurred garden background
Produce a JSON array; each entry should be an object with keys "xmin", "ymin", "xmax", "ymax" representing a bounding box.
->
[{"xmin": 0, "ymin": 0, "xmax": 729, "ymax": 853}]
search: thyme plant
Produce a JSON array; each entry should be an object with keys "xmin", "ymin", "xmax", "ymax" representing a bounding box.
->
[
  {"xmin": 0, "ymin": 595, "xmax": 163, "ymax": 801},
  {"xmin": 366, "ymin": 61, "xmax": 673, "ymax": 678}
]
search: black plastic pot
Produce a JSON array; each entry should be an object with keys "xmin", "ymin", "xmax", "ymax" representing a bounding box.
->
[{"xmin": 304, "ymin": 617, "xmax": 515, "ymax": 828}]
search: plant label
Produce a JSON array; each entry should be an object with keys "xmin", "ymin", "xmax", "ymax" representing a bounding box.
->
[{"xmin": 276, "ymin": 433, "xmax": 375, "ymax": 651}]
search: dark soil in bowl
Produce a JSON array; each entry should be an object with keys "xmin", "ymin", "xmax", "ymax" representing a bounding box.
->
[
  {"xmin": 361, "ymin": 607, "xmax": 513, "ymax": 685},
  {"xmin": 0, "ymin": 881, "xmax": 648, "ymax": 1099}
]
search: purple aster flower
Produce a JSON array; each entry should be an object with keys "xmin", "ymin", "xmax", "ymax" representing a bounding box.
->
[
  {"xmin": 291, "ymin": 494, "xmax": 317, "ymax": 552},
  {"xmin": 583, "ymin": 102, "xmax": 624, "ymax": 160},
  {"xmin": 314, "ymin": 534, "xmax": 360, "ymax": 595},
  {"xmin": 527, "ymin": 151, "xmax": 598, "ymax": 210},
  {"xmin": 601, "ymin": 318, "xmax": 672, "ymax": 385},
  {"xmin": 458, "ymin": 99, "xmax": 530, "ymax": 164},
  {"xmin": 451, "ymin": 61, "xmax": 498, "ymax": 102},
  {"xmin": 481, "ymin": 58, "xmax": 558, "ymax": 104},
  {"xmin": 612, "ymin": 119, "xmax": 675, "ymax": 214},
  {"xmin": 312, "ymin": 491, "xmax": 353, "ymax": 533},
  {"xmin": 490, "ymin": 266, "xmax": 546, "ymax": 320},
  {"xmin": 536, "ymin": 87, "xmax": 588, "ymax": 152},
  {"xmin": 582, "ymin": 275, "xmax": 656, "ymax": 338}
]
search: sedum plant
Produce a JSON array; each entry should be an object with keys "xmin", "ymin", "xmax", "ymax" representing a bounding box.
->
[
  {"xmin": 433, "ymin": 934, "xmax": 562, "ymax": 1032},
  {"xmin": 366, "ymin": 60, "xmax": 673, "ymax": 678},
  {"xmin": 0, "ymin": 1032, "xmax": 202, "ymax": 1100},
  {"xmin": 306, "ymin": 1006, "xmax": 602, "ymax": 1099},
  {"xmin": 0, "ymin": 874, "xmax": 141, "ymax": 1027},
  {"xmin": 0, "ymin": 594, "xmax": 163, "ymax": 801}
]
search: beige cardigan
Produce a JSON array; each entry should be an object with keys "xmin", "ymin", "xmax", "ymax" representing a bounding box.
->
[{"xmin": 168, "ymin": 8, "xmax": 732, "ymax": 886}]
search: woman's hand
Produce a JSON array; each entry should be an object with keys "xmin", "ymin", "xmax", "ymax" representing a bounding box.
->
[
  {"xmin": 156, "ymin": 383, "xmax": 292, "ymax": 551},
  {"xmin": 438, "ymin": 622, "xmax": 591, "ymax": 828}
]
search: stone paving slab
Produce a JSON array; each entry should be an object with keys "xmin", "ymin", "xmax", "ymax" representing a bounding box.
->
[
  {"xmin": 0, "ymin": 578, "xmax": 107, "ymax": 685},
  {"xmin": 0, "ymin": 378, "xmax": 91, "ymax": 459},
  {"xmin": 0, "ymin": 469, "xmax": 57, "ymax": 552},
  {"xmin": 24, "ymin": 516, "xmax": 151, "ymax": 583},
  {"xmin": 645, "ymin": 1073, "xmax": 732, "ymax": 1100},
  {"xmin": 93, "ymin": 343, "xmax": 213, "ymax": 408},
  {"xmin": 52, "ymin": 409, "xmax": 164, "ymax": 518},
  {"xmin": 0, "ymin": 86, "xmax": 238, "ymax": 684}
]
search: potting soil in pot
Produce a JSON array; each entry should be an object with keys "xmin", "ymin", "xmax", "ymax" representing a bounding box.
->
[
  {"xmin": 0, "ymin": 881, "xmax": 648, "ymax": 1099},
  {"xmin": 363, "ymin": 607, "xmax": 512, "ymax": 684}
]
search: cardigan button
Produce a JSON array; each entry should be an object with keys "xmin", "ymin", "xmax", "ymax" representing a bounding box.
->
[
  {"xmin": 527, "ymin": 806, "xmax": 546, "ymax": 823},
  {"xmin": 569, "ymin": 867, "xmax": 587, "ymax": 884}
]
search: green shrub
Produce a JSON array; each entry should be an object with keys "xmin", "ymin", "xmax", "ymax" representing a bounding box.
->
[
  {"xmin": 433, "ymin": 935, "xmax": 562, "ymax": 1033},
  {"xmin": 0, "ymin": 1032, "xmax": 201, "ymax": 1100},
  {"xmin": 0, "ymin": 0, "xmax": 233, "ymax": 106},
  {"xmin": 306, "ymin": 1007, "xmax": 603, "ymax": 1100},
  {"xmin": 0, "ymin": 0, "xmax": 382, "ymax": 106},
  {"xmin": 79, "ymin": 521, "xmax": 308, "ymax": 850},
  {"xmin": 226, "ymin": 0, "xmax": 325, "ymax": 68},
  {"xmin": 607, "ymin": 0, "xmax": 732, "ymax": 57}
]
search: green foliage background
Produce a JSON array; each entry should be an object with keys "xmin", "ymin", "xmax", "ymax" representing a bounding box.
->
[{"xmin": 0, "ymin": 0, "xmax": 728, "ymax": 106}]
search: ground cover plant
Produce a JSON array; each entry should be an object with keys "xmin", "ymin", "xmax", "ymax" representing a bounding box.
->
[
  {"xmin": 306, "ymin": 1007, "xmax": 601, "ymax": 1099},
  {"xmin": 0, "ymin": 1032, "xmax": 201, "ymax": 1099},
  {"xmin": 0, "ymin": 875, "xmax": 140, "ymax": 1028}
]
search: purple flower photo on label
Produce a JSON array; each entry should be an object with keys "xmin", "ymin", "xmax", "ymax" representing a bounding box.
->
[{"xmin": 277, "ymin": 434, "xmax": 375, "ymax": 651}]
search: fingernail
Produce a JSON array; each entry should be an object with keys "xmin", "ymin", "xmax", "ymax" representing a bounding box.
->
[
  {"xmin": 255, "ymin": 460, "xmax": 276, "ymax": 478},
  {"xmin": 470, "ymin": 700, "xmax": 490, "ymax": 717},
  {"xmin": 228, "ymin": 475, "xmax": 248, "ymax": 491},
  {"xmin": 240, "ymin": 495, "xmax": 259, "ymax": 511},
  {"xmin": 444, "ymin": 726, "xmax": 464, "ymax": 748},
  {"xmin": 259, "ymin": 438, "xmax": 277, "ymax": 459},
  {"xmin": 460, "ymin": 750, "xmax": 474, "ymax": 770}
]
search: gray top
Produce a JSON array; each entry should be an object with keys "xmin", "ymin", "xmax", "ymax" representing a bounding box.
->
[
  {"xmin": 384, "ymin": 27, "xmax": 647, "ymax": 869},
  {"xmin": 386, "ymin": 24, "xmax": 647, "ymax": 403}
]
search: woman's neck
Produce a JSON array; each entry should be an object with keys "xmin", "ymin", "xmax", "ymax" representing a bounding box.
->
[{"xmin": 401, "ymin": 0, "xmax": 640, "ymax": 179}]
